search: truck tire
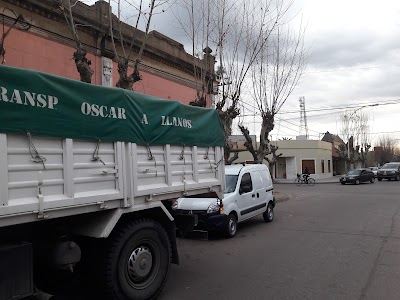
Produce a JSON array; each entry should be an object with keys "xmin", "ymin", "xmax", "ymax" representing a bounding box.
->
[{"xmin": 103, "ymin": 218, "xmax": 171, "ymax": 300}]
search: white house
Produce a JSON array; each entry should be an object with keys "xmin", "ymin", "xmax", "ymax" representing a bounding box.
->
[{"xmin": 235, "ymin": 139, "xmax": 333, "ymax": 180}]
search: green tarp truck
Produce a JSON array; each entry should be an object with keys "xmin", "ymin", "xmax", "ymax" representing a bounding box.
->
[{"xmin": 0, "ymin": 65, "xmax": 225, "ymax": 300}]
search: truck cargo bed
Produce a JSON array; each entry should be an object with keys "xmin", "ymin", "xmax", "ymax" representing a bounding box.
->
[{"xmin": 0, "ymin": 133, "xmax": 224, "ymax": 227}]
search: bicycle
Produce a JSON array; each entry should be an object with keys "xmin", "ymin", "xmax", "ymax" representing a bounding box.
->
[{"xmin": 294, "ymin": 173, "xmax": 315, "ymax": 186}]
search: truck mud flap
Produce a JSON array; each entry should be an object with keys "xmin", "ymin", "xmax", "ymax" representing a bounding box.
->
[{"xmin": 0, "ymin": 242, "xmax": 33, "ymax": 299}]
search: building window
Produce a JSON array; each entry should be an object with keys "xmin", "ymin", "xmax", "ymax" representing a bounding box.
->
[
  {"xmin": 302, "ymin": 160, "xmax": 315, "ymax": 174},
  {"xmin": 321, "ymin": 159, "xmax": 325, "ymax": 173},
  {"xmin": 328, "ymin": 160, "xmax": 331, "ymax": 173}
]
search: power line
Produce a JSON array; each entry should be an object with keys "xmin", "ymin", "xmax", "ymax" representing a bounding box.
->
[
  {"xmin": 240, "ymin": 99, "xmax": 400, "ymax": 118},
  {"xmin": 278, "ymin": 99, "xmax": 400, "ymax": 114}
]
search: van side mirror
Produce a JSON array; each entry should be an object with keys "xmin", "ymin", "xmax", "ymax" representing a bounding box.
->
[{"xmin": 240, "ymin": 185, "xmax": 251, "ymax": 194}]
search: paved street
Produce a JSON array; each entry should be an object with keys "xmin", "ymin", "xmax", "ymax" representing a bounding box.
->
[{"xmin": 160, "ymin": 180, "xmax": 400, "ymax": 300}]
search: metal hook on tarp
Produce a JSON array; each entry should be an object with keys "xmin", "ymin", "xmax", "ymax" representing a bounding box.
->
[
  {"xmin": 27, "ymin": 132, "xmax": 46, "ymax": 170},
  {"xmin": 91, "ymin": 139, "xmax": 105, "ymax": 165}
]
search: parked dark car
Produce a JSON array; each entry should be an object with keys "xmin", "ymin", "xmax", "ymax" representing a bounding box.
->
[
  {"xmin": 377, "ymin": 162, "xmax": 400, "ymax": 181},
  {"xmin": 340, "ymin": 169, "xmax": 375, "ymax": 185}
]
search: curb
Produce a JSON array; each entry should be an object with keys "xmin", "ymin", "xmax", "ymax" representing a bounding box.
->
[{"xmin": 274, "ymin": 180, "xmax": 339, "ymax": 185}]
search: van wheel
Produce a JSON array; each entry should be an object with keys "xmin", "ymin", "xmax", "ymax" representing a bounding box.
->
[
  {"xmin": 225, "ymin": 214, "xmax": 237, "ymax": 238},
  {"xmin": 102, "ymin": 219, "xmax": 171, "ymax": 300},
  {"xmin": 378, "ymin": 178, "xmax": 382, "ymax": 181},
  {"xmin": 263, "ymin": 203, "xmax": 274, "ymax": 223}
]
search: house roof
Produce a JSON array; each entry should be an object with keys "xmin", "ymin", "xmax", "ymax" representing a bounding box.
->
[{"xmin": 321, "ymin": 131, "xmax": 345, "ymax": 145}]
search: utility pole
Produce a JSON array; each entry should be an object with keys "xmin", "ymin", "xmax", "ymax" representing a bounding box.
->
[{"xmin": 299, "ymin": 96, "xmax": 309, "ymax": 139}]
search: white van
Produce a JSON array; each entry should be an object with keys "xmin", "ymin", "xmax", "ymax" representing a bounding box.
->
[{"xmin": 172, "ymin": 164, "xmax": 275, "ymax": 237}]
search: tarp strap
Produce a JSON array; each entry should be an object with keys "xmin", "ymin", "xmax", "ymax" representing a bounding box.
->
[
  {"xmin": 27, "ymin": 132, "xmax": 46, "ymax": 170},
  {"xmin": 146, "ymin": 144, "xmax": 154, "ymax": 161},
  {"xmin": 204, "ymin": 147, "xmax": 209, "ymax": 159},
  {"xmin": 91, "ymin": 139, "xmax": 105, "ymax": 165},
  {"xmin": 146, "ymin": 144, "xmax": 157, "ymax": 176}
]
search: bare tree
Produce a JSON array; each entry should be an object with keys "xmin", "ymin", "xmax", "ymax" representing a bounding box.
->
[
  {"xmin": 340, "ymin": 110, "xmax": 371, "ymax": 169},
  {"xmin": 172, "ymin": 0, "xmax": 217, "ymax": 107},
  {"xmin": 375, "ymin": 135, "xmax": 397, "ymax": 165},
  {"xmin": 60, "ymin": 0, "xmax": 94, "ymax": 83},
  {"xmin": 238, "ymin": 10, "xmax": 307, "ymax": 171},
  {"xmin": 107, "ymin": 0, "xmax": 166, "ymax": 90},
  {"xmin": 215, "ymin": 0, "xmax": 292, "ymax": 164},
  {"xmin": 1, "ymin": 8, "xmax": 30, "ymax": 64}
]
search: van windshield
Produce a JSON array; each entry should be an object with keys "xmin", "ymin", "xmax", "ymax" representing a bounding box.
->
[{"xmin": 225, "ymin": 175, "xmax": 238, "ymax": 193}]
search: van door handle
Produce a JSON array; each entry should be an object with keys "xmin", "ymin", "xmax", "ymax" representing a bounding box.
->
[
  {"xmin": 252, "ymin": 194, "xmax": 255, "ymax": 198},
  {"xmin": 257, "ymin": 193, "xmax": 259, "ymax": 198}
]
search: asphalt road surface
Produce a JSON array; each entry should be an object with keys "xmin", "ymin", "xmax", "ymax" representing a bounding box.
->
[{"xmin": 159, "ymin": 180, "xmax": 400, "ymax": 300}]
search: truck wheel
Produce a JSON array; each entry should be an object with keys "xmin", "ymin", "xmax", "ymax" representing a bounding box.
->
[
  {"xmin": 263, "ymin": 203, "xmax": 274, "ymax": 223},
  {"xmin": 103, "ymin": 219, "xmax": 171, "ymax": 300},
  {"xmin": 225, "ymin": 214, "xmax": 237, "ymax": 238}
]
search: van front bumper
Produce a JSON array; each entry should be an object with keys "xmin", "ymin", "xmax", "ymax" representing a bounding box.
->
[{"xmin": 173, "ymin": 209, "xmax": 228, "ymax": 232}]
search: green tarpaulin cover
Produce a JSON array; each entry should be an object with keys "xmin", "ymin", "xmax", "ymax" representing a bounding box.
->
[{"xmin": 0, "ymin": 65, "xmax": 224, "ymax": 147}]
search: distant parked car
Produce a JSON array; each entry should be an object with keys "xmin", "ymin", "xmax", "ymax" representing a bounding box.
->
[
  {"xmin": 340, "ymin": 169, "xmax": 375, "ymax": 185},
  {"xmin": 377, "ymin": 162, "xmax": 400, "ymax": 181},
  {"xmin": 369, "ymin": 167, "xmax": 379, "ymax": 177}
]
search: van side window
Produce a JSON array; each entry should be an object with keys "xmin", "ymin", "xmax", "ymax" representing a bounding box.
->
[{"xmin": 240, "ymin": 173, "xmax": 253, "ymax": 194}]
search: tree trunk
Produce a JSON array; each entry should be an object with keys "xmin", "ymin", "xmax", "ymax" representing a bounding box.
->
[{"xmin": 73, "ymin": 49, "xmax": 93, "ymax": 84}]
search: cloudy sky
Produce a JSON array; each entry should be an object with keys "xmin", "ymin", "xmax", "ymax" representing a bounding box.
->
[
  {"xmin": 273, "ymin": 0, "xmax": 400, "ymax": 145},
  {"xmin": 232, "ymin": 0, "xmax": 400, "ymax": 145},
  {"xmin": 90, "ymin": 0, "xmax": 400, "ymax": 145}
]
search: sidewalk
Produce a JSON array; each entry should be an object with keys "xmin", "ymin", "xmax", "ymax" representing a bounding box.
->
[{"xmin": 274, "ymin": 176, "xmax": 340, "ymax": 184}]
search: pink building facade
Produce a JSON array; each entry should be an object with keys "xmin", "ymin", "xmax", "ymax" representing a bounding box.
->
[{"xmin": 1, "ymin": 0, "xmax": 216, "ymax": 106}]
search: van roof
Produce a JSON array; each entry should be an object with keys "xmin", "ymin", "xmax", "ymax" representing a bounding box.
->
[{"xmin": 225, "ymin": 164, "xmax": 268, "ymax": 175}]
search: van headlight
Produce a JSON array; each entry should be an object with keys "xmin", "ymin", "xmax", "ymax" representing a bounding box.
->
[
  {"xmin": 207, "ymin": 201, "xmax": 220, "ymax": 213},
  {"xmin": 172, "ymin": 200, "xmax": 178, "ymax": 210}
]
